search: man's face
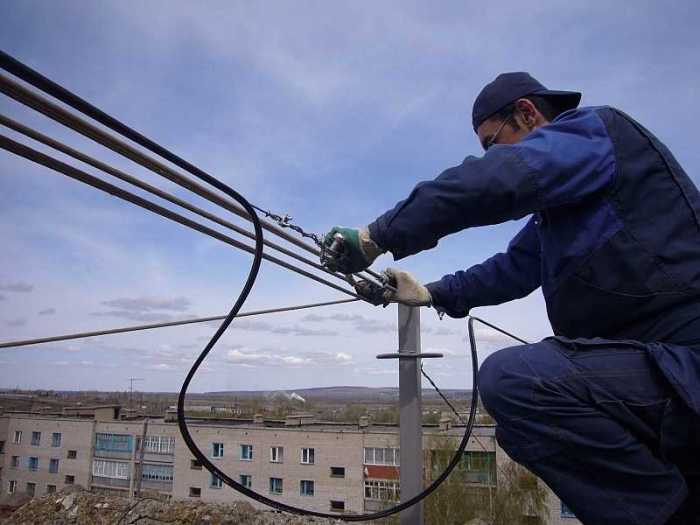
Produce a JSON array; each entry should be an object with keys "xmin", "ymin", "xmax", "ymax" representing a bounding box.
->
[
  {"xmin": 476, "ymin": 116, "xmax": 530, "ymax": 152},
  {"xmin": 476, "ymin": 98, "xmax": 547, "ymax": 152}
]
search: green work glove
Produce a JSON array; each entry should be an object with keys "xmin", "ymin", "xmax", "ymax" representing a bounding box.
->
[
  {"xmin": 322, "ymin": 226, "xmax": 383, "ymax": 274},
  {"xmin": 381, "ymin": 268, "xmax": 432, "ymax": 307}
]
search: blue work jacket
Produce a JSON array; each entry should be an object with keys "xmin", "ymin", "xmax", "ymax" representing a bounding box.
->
[{"xmin": 369, "ymin": 106, "xmax": 700, "ymax": 414}]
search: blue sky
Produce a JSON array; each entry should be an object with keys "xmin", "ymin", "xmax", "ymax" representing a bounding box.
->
[{"xmin": 1, "ymin": 1, "xmax": 699, "ymax": 392}]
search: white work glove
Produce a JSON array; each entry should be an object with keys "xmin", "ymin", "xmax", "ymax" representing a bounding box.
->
[{"xmin": 382, "ymin": 268, "xmax": 432, "ymax": 307}]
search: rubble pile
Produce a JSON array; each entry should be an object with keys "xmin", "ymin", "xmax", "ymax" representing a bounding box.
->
[{"xmin": 0, "ymin": 487, "xmax": 343, "ymax": 525}]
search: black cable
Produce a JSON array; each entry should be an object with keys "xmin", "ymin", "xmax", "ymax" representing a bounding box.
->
[
  {"xmin": 0, "ymin": 50, "xmax": 482, "ymax": 521},
  {"xmin": 422, "ymin": 316, "xmax": 529, "ymax": 425},
  {"xmin": 171, "ymin": 174, "xmax": 480, "ymax": 521}
]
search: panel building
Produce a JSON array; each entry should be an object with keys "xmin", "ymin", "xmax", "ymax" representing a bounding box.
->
[{"xmin": 0, "ymin": 407, "xmax": 581, "ymax": 524}]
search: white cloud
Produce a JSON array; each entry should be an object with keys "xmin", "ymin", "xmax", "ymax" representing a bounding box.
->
[
  {"xmin": 149, "ymin": 363, "xmax": 174, "ymax": 371},
  {"xmin": 224, "ymin": 347, "xmax": 354, "ymax": 369},
  {"xmin": 336, "ymin": 352, "xmax": 352, "ymax": 363}
]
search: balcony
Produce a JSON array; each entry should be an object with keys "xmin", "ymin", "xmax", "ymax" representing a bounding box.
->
[
  {"xmin": 141, "ymin": 451, "xmax": 174, "ymax": 464},
  {"xmin": 91, "ymin": 476, "xmax": 130, "ymax": 489},
  {"xmin": 94, "ymin": 449, "xmax": 133, "ymax": 461},
  {"xmin": 140, "ymin": 479, "xmax": 173, "ymax": 492}
]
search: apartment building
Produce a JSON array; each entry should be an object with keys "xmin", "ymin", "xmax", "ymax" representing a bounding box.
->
[
  {"xmin": 0, "ymin": 408, "xmax": 582, "ymax": 524},
  {"xmin": 0, "ymin": 409, "xmax": 95, "ymax": 498}
]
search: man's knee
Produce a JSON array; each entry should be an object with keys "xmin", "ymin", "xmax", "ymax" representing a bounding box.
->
[{"xmin": 478, "ymin": 345, "xmax": 532, "ymax": 422}]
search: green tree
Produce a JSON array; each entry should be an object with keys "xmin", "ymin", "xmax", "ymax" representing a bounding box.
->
[
  {"xmin": 418, "ymin": 436, "xmax": 548, "ymax": 525},
  {"xmin": 492, "ymin": 462, "xmax": 549, "ymax": 525},
  {"xmin": 423, "ymin": 436, "xmax": 493, "ymax": 524}
]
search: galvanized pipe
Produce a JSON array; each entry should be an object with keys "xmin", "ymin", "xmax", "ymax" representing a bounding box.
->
[{"xmin": 0, "ymin": 133, "xmax": 362, "ymax": 301}]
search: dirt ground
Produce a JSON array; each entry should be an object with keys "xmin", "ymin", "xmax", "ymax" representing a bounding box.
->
[{"xmin": 0, "ymin": 486, "xmax": 345, "ymax": 525}]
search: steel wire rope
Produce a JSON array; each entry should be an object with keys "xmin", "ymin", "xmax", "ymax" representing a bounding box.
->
[
  {"xmin": 0, "ymin": 54, "xmax": 386, "ymax": 287},
  {"xmin": 0, "ymin": 299, "xmax": 359, "ymax": 350},
  {"xmin": 0, "ymin": 130, "xmax": 480, "ymax": 521},
  {"xmin": 0, "ymin": 134, "xmax": 362, "ymax": 300},
  {"xmin": 0, "ymin": 113, "xmax": 359, "ymax": 289}
]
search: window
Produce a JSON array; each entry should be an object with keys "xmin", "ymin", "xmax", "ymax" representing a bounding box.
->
[
  {"xmin": 92, "ymin": 459, "xmax": 129, "ymax": 479},
  {"xmin": 141, "ymin": 464, "xmax": 173, "ymax": 482},
  {"xmin": 270, "ymin": 446, "xmax": 284, "ymax": 463},
  {"xmin": 46, "ymin": 485, "xmax": 56, "ymax": 494},
  {"xmin": 31, "ymin": 432, "xmax": 41, "ymax": 446},
  {"xmin": 190, "ymin": 459, "xmax": 202, "ymax": 470},
  {"xmin": 189, "ymin": 487, "xmax": 201, "ymax": 498},
  {"xmin": 240, "ymin": 474, "xmax": 252, "ymax": 488},
  {"xmin": 95, "ymin": 433, "xmax": 133, "ymax": 452},
  {"xmin": 364, "ymin": 480, "xmax": 400, "ymax": 501},
  {"xmin": 0, "ymin": 440, "xmax": 5, "ymax": 454},
  {"xmin": 364, "ymin": 447, "xmax": 399, "ymax": 466},
  {"xmin": 8, "ymin": 480, "xmax": 17, "ymax": 494},
  {"xmin": 269, "ymin": 477, "xmax": 283, "ymax": 495},
  {"xmin": 52, "ymin": 433, "xmax": 62, "ymax": 448},
  {"xmin": 240, "ymin": 444, "xmax": 253, "ymax": 460},
  {"xmin": 10, "ymin": 456, "xmax": 19, "ymax": 468},
  {"xmin": 28, "ymin": 457, "xmax": 39, "ymax": 472},
  {"xmin": 561, "ymin": 501, "xmax": 577, "ymax": 518},
  {"xmin": 49, "ymin": 458, "xmax": 59, "ymax": 474},
  {"xmin": 301, "ymin": 447, "xmax": 315, "ymax": 465},
  {"xmin": 330, "ymin": 467, "xmax": 345, "ymax": 478},
  {"xmin": 210, "ymin": 473, "xmax": 223, "ymax": 489},
  {"xmin": 330, "ymin": 500, "xmax": 345, "ymax": 512},
  {"xmin": 13, "ymin": 431, "xmax": 22, "ymax": 444},
  {"xmin": 65, "ymin": 475, "xmax": 75, "ymax": 485},
  {"xmin": 26, "ymin": 482, "xmax": 36, "ymax": 497},
  {"xmin": 212, "ymin": 442, "xmax": 224, "ymax": 458},
  {"xmin": 143, "ymin": 435, "xmax": 175, "ymax": 455},
  {"xmin": 300, "ymin": 479, "xmax": 314, "ymax": 496},
  {"xmin": 457, "ymin": 451, "xmax": 496, "ymax": 485},
  {"xmin": 67, "ymin": 450, "xmax": 77, "ymax": 459}
]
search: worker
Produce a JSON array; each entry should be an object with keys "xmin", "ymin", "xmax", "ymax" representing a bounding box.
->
[{"xmin": 323, "ymin": 72, "xmax": 700, "ymax": 525}]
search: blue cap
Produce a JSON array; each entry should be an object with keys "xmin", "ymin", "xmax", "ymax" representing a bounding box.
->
[{"xmin": 472, "ymin": 72, "xmax": 581, "ymax": 131}]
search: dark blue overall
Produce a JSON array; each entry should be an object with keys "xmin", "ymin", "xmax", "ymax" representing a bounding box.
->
[{"xmin": 369, "ymin": 107, "xmax": 700, "ymax": 524}]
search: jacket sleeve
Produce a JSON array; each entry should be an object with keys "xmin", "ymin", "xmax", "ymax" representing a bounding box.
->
[
  {"xmin": 368, "ymin": 107, "xmax": 616, "ymax": 260},
  {"xmin": 424, "ymin": 218, "xmax": 542, "ymax": 318}
]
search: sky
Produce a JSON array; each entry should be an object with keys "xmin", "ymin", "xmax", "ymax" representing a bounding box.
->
[{"xmin": 1, "ymin": 1, "xmax": 699, "ymax": 393}]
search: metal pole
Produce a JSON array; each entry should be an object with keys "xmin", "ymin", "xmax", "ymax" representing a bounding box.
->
[
  {"xmin": 134, "ymin": 418, "xmax": 148, "ymax": 498},
  {"xmin": 398, "ymin": 304, "xmax": 424, "ymax": 525}
]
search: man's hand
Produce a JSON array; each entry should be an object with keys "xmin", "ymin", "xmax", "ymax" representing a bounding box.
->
[
  {"xmin": 381, "ymin": 268, "xmax": 432, "ymax": 307},
  {"xmin": 322, "ymin": 226, "xmax": 383, "ymax": 274}
]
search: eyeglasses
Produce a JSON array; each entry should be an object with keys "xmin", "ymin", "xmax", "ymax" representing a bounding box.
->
[{"xmin": 483, "ymin": 115, "xmax": 512, "ymax": 151}]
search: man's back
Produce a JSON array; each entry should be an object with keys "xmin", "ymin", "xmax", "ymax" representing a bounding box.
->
[{"xmin": 539, "ymin": 106, "xmax": 700, "ymax": 344}]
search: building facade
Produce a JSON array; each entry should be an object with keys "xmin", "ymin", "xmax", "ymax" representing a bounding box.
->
[{"xmin": 0, "ymin": 408, "xmax": 582, "ymax": 524}]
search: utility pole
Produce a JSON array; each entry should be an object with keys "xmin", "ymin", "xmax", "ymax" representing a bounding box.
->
[
  {"xmin": 377, "ymin": 305, "xmax": 443, "ymax": 525},
  {"xmin": 128, "ymin": 378, "xmax": 144, "ymax": 413},
  {"xmin": 134, "ymin": 418, "xmax": 148, "ymax": 498}
]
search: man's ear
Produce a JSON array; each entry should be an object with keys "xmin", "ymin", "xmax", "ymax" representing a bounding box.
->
[{"xmin": 515, "ymin": 98, "xmax": 537, "ymax": 130}]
